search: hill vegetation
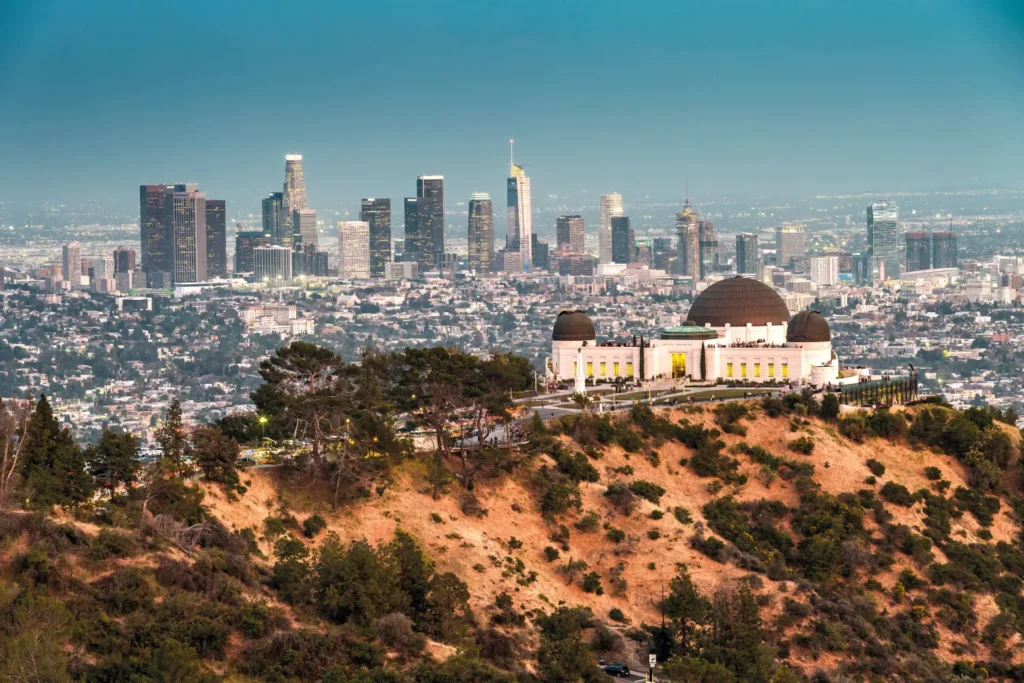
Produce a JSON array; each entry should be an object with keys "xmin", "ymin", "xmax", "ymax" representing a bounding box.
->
[{"xmin": 2, "ymin": 341, "xmax": 1024, "ymax": 681}]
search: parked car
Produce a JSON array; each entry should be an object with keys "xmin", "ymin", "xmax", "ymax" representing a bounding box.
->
[{"xmin": 602, "ymin": 664, "xmax": 631, "ymax": 677}]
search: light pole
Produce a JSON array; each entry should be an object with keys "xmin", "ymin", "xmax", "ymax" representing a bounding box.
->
[{"xmin": 258, "ymin": 415, "xmax": 268, "ymax": 442}]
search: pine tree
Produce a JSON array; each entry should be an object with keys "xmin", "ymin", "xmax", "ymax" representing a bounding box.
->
[
  {"xmin": 156, "ymin": 399, "xmax": 191, "ymax": 478},
  {"xmin": 19, "ymin": 395, "xmax": 91, "ymax": 508},
  {"xmin": 700, "ymin": 343, "xmax": 707, "ymax": 381},
  {"xmin": 85, "ymin": 429, "xmax": 139, "ymax": 497}
]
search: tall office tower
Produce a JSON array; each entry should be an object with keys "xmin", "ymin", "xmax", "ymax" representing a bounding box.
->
[
  {"xmin": 235, "ymin": 231, "xmax": 269, "ymax": 274},
  {"xmin": 852, "ymin": 252, "xmax": 871, "ymax": 285},
  {"xmin": 63, "ymin": 243, "xmax": 82, "ymax": 287},
  {"xmin": 282, "ymin": 154, "xmax": 307, "ymax": 235},
  {"xmin": 611, "ymin": 216, "xmax": 632, "ymax": 264},
  {"xmin": 506, "ymin": 146, "xmax": 532, "ymax": 271},
  {"xmin": 674, "ymin": 199, "xmax": 700, "ymax": 276},
  {"xmin": 867, "ymin": 200, "xmax": 899, "ymax": 283},
  {"xmin": 416, "ymin": 175, "xmax": 445, "ymax": 268},
  {"xmin": 292, "ymin": 243, "xmax": 329, "ymax": 277},
  {"xmin": 697, "ymin": 219, "xmax": 717, "ymax": 279},
  {"xmin": 113, "ymin": 247, "xmax": 136, "ymax": 275},
  {"xmin": 931, "ymin": 231, "xmax": 958, "ymax": 269},
  {"xmin": 653, "ymin": 237, "xmax": 673, "ymax": 257},
  {"xmin": 262, "ymin": 192, "xmax": 286, "ymax": 244},
  {"xmin": 403, "ymin": 198, "xmax": 422, "ymax": 266},
  {"xmin": 904, "ymin": 232, "xmax": 932, "ymax": 272},
  {"xmin": 468, "ymin": 192, "xmax": 494, "ymax": 274},
  {"xmin": 531, "ymin": 233, "xmax": 549, "ymax": 271},
  {"xmin": 205, "ymin": 199, "xmax": 227, "ymax": 278},
  {"xmin": 735, "ymin": 233, "xmax": 760, "ymax": 275},
  {"xmin": 556, "ymin": 215, "xmax": 585, "ymax": 252},
  {"xmin": 338, "ymin": 221, "xmax": 371, "ymax": 279},
  {"xmin": 254, "ymin": 245, "xmax": 293, "ymax": 282},
  {"xmin": 140, "ymin": 184, "xmax": 178, "ymax": 287},
  {"xmin": 599, "ymin": 193, "xmax": 624, "ymax": 264},
  {"xmin": 810, "ymin": 256, "xmax": 839, "ymax": 286},
  {"xmin": 775, "ymin": 225, "xmax": 806, "ymax": 271},
  {"xmin": 292, "ymin": 208, "xmax": 317, "ymax": 247},
  {"xmin": 635, "ymin": 241, "xmax": 652, "ymax": 267},
  {"xmin": 361, "ymin": 198, "xmax": 392, "ymax": 277},
  {"xmin": 172, "ymin": 188, "xmax": 207, "ymax": 283}
]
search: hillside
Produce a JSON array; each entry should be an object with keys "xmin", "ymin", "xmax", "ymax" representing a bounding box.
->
[{"xmin": 3, "ymin": 388, "xmax": 1024, "ymax": 682}]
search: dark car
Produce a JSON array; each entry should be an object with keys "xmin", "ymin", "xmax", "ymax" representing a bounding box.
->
[{"xmin": 602, "ymin": 664, "xmax": 631, "ymax": 677}]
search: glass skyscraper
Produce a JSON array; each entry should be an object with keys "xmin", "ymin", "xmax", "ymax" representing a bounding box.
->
[
  {"xmin": 361, "ymin": 198, "xmax": 392, "ymax": 278},
  {"xmin": 205, "ymin": 199, "xmax": 227, "ymax": 278},
  {"xmin": 867, "ymin": 200, "xmax": 899, "ymax": 283},
  {"xmin": 468, "ymin": 192, "xmax": 493, "ymax": 274},
  {"xmin": 506, "ymin": 161, "xmax": 532, "ymax": 272},
  {"xmin": 611, "ymin": 215, "xmax": 631, "ymax": 264},
  {"xmin": 417, "ymin": 175, "xmax": 444, "ymax": 269}
]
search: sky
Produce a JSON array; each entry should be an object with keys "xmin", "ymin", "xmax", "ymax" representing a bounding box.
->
[{"xmin": 1, "ymin": 0, "xmax": 1023, "ymax": 214}]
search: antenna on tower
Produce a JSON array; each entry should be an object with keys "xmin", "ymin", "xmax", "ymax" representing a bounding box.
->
[
  {"xmin": 509, "ymin": 139, "xmax": 515, "ymax": 166},
  {"xmin": 685, "ymin": 177, "xmax": 689, "ymax": 202}
]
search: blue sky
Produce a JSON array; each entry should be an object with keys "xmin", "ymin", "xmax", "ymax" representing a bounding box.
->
[{"xmin": 1, "ymin": 0, "xmax": 1023, "ymax": 212}]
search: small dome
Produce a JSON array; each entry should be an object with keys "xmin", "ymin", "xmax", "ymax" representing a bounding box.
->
[
  {"xmin": 552, "ymin": 310, "xmax": 596, "ymax": 341},
  {"xmin": 686, "ymin": 277, "xmax": 791, "ymax": 328},
  {"xmin": 787, "ymin": 310, "xmax": 831, "ymax": 343}
]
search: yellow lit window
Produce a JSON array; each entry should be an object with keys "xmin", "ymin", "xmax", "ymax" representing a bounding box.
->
[
  {"xmin": 754, "ymin": 363, "xmax": 761, "ymax": 378},
  {"xmin": 727, "ymin": 363, "xmax": 733, "ymax": 378},
  {"xmin": 613, "ymin": 362, "xmax": 620, "ymax": 377},
  {"xmin": 600, "ymin": 362, "xmax": 607, "ymax": 376},
  {"xmin": 626, "ymin": 362, "xmax": 633, "ymax": 377},
  {"xmin": 586, "ymin": 361, "xmax": 593, "ymax": 376},
  {"xmin": 574, "ymin": 361, "xmax": 578, "ymax": 375},
  {"xmin": 782, "ymin": 363, "xmax": 789, "ymax": 378},
  {"xmin": 768, "ymin": 363, "xmax": 775, "ymax": 378},
  {"xmin": 740, "ymin": 363, "xmax": 747, "ymax": 377}
]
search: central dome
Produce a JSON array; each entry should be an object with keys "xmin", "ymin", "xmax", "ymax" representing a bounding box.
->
[
  {"xmin": 686, "ymin": 277, "xmax": 791, "ymax": 328},
  {"xmin": 552, "ymin": 310, "xmax": 596, "ymax": 341}
]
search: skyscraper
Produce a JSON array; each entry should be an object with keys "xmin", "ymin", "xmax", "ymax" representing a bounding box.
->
[
  {"xmin": 282, "ymin": 154, "xmax": 307, "ymax": 236},
  {"xmin": 172, "ymin": 187, "xmax": 207, "ymax": 283},
  {"xmin": 338, "ymin": 221, "xmax": 371, "ymax": 279},
  {"xmin": 611, "ymin": 216, "xmax": 631, "ymax": 264},
  {"xmin": 254, "ymin": 245, "xmax": 293, "ymax": 282},
  {"xmin": 931, "ymin": 231, "xmax": 958, "ymax": 269},
  {"xmin": 599, "ymin": 193, "xmax": 624, "ymax": 264},
  {"xmin": 417, "ymin": 175, "xmax": 445, "ymax": 269},
  {"xmin": 506, "ymin": 145, "xmax": 532, "ymax": 272},
  {"xmin": 735, "ymin": 234, "xmax": 759, "ymax": 275},
  {"xmin": 361, "ymin": 198, "xmax": 392, "ymax": 278},
  {"xmin": 810, "ymin": 256, "xmax": 839, "ymax": 286},
  {"xmin": 698, "ymin": 219, "xmax": 718, "ymax": 279},
  {"xmin": 556, "ymin": 215, "xmax": 585, "ymax": 252},
  {"xmin": 531, "ymin": 234, "xmax": 549, "ymax": 271},
  {"xmin": 904, "ymin": 232, "xmax": 932, "ymax": 272},
  {"xmin": 468, "ymin": 192, "xmax": 494, "ymax": 274},
  {"xmin": 403, "ymin": 198, "xmax": 421, "ymax": 266},
  {"xmin": 262, "ymin": 192, "xmax": 286, "ymax": 245},
  {"xmin": 775, "ymin": 225, "xmax": 806, "ymax": 272},
  {"xmin": 140, "ymin": 184, "xmax": 178, "ymax": 287},
  {"xmin": 292, "ymin": 208, "xmax": 317, "ymax": 247},
  {"xmin": 63, "ymin": 242, "xmax": 81, "ymax": 287},
  {"xmin": 235, "ymin": 231, "xmax": 270, "ymax": 274},
  {"xmin": 675, "ymin": 199, "xmax": 700, "ymax": 277},
  {"xmin": 205, "ymin": 199, "xmax": 227, "ymax": 278},
  {"xmin": 113, "ymin": 247, "xmax": 136, "ymax": 275},
  {"xmin": 867, "ymin": 200, "xmax": 899, "ymax": 283}
]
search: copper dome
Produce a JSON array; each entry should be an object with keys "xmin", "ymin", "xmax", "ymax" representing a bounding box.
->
[
  {"xmin": 686, "ymin": 277, "xmax": 791, "ymax": 328},
  {"xmin": 552, "ymin": 310, "xmax": 596, "ymax": 341},
  {"xmin": 787, "ymin": 310, "xmax": 831, "ymax": 343}
]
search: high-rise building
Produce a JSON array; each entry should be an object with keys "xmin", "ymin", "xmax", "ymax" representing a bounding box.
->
[
  {"xmin": 810, "ymin": 256, "xmax": 839, "ymax": 286},
  {"xmin": 867, "ymin": 200, "xmax": 899, "ymax": 283},
  {"xmin": 113, "ymin": 247, "xmax": 136, "ymax": 275},
  {"xmin": 675, "ymin": 199, "xmax": 700, "ymax": 277},
  {"xmin": 262, "ymin": 192, "xmax": 286, "ymax": 245},
  {"xmin": 282, "ymin": 154, "xmax": 307, "ymax": 236},
  {"xmin": 852, "ymin": 252, "xmax": 871, "ymax": 285},
  {"xmin": 611, "ymin": 216, "xmax": 632, "ymax": 264},
  {"xmin": 293, "ymin": 243, "xmax": 330, "ymax": 277},
  {"xmin": 468, "ymin": 192, "xmax": 494, "ymax": 274},
  {"xmin": 205, "ymin": 199, "xmax": 227, "ymax": 278},
  {"xmin": 556, "ymin": 215, "xmax": 585, "ymax": 253},
  {"xmin": 292, "ymin": 208, "xmax": 317, "ymax": 247},
  {"xmin": 140, "ymin": 184, "xmax": 179, "ymax": 287},
  {"xmin": 338, "ymin": 221, "xmax": 371, "ymax": 279},
  {"xmin": 599, "ymin": 193, "xmax": 624, "ymax": 264},
  {"xmin": 235, "ymin": 231, "xmax": 270, "ymax": 274},
  {"xmin": 531, "ymin": 233, "xmax": 549, "ymax": 271},
  {"xmin": 63, "ymin": 243, "xmax": 82, "ymax": 288},
  {"xmin": 775, "ymin": 225, "xmax": 806, "ymax": 271},
  {"xmin": 698, "ymin": 219, "xmax": 717, "ymax": 279},
  {"xmin": 735, "ymin": 234, "xmax": 759, "ymax": 275},
  {"xmin": 403, "ymin": 198, "xmax": 421, "ymax": 266},
  {"xmin": 904, "ymin": 232, "xmax": 932, "ymax": 272},
  {"xmin": 635, "ymin": 240, "xmax": 653, "ymax": 267},
  {"xmin": 361, "ymin": 198, "xmax": 392, "ymax": 278},
  {"xmin": 506, "ymin": 149, "xmax": 532, "ymax": 272},
  {"xmin": 172, "ymin": 188, "xmax": 207, "ymax": 283},
  {"xmin": 254, "ymin": 245, "xmax": 293, "ymax": 282},
  {"xmin": 932, "ymin": 231, "xmax": 958, "ymax": 269},
  {"xmin": 417, "ymin": 175, "xmax": 445, "ymax": 268}
]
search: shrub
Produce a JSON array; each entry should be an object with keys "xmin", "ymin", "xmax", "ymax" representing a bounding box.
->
[
  {"xmin": 608, "ymin": 607, "xmax": 627, "ymax": 623},
  {"xmin": 838, "ymin": 414, "xmax": 869, "ymax": 442},
  {"xmin": 647, "ymin": 529, "xmax": 661, "ymax": 540},
  {"xmin": 574, "ymin": 510, "xmax": 601, "ymax": 533},
  {"xmin": 605, "ymin": 526, "xmax": 626, "ymax": 543},
  {"xmin": 603, "ymin": 482, "xmax": 638, "ymax": 514},
  {"xmin": 788, "ymin": 436, "xmax": 815, "ymax": 455},
  {"xmin": 374, "ymin": 612, "xmax": 422, "ymax": 650},
  {"xmin": 866, "ymin": 459, "xmax": 886, "ymax": 476},
  {"xmin": 714, "ymin": 402, "xmax": 749, "ymax": 435},
  {"xmin": 650, "ymin": 510, "xmax": 664, "ymax": 520},
  {"xmin": 628, "ymin": 480, "xmax": 666, "ymax": 505},
  {"xmin": 924, "ymin": 466, "xmax": 942, "ymax": 481},
  {"xmin": 507, "ymin": 536, "xmax": 524, "ymax": 550},
  {"xmin": 673, "ymin": 507, "xmax": 693, "ymax": 524},
  {"xmin": 543, "ymin": 546, "xmax": 560, "ymax": 562},
  {"xmin": 429, "ymin": 512, "xmax": 444, "ymax": 524},
  {"xmin": 880, "ymin": 482, "xmax": 914, "ymax": 507},
  {"xmin": 86, "ymin": 528, "xmax": 141, "ymax": 561},
  {"xmin": 302, "ymin": 514, "xmax": 327, "ymax": 538},
  {"xmin": 581, "ymin": 572, "xmax": 604, "ymax": 594}
]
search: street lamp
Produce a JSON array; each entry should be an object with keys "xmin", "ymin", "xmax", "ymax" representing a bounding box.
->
[{"xmin": 258, "ymin": 415, "xmax": 268, "ymax": 441}]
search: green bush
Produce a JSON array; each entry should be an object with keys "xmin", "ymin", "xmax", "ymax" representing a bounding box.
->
[
  {"xmin": 605, "ymin": 526, "xmax": 626, "ymax": 543},
  {"xmin": 574, "ymin": 510, "xmax": 601, "ymax": 532},
  {"xmin": 628, "ymin": 480, "xmax": 666, "ymax": 504},
  {"xmin": 581, "ymin": 571, "xmax": 604, "ymax": 594},
  {"xmin": 788, "ymin": 436, "xmax": 815, "ymax": 455},
  {"xmin": 673, "ymin": 507, "xmax": 693, "ymax": 524},
  {"xmin": 880, "ymin": 482, "xmax": 914, "ymax": 507},
  {"xmin": 302, "ymin": 514, "xmax": 327, "ymax": 538},
  {"xmin": 924, "ymin": 466, "xmax": 942, "ymax": 481},
  {"xmin": 608, "ymin": 607, "xmax": 627, "ymax": 623},
  {"xmin": 866, "ymin": 459, "xmax": 886, "ymax": 476},
  {"xmin": 543, "ymin": 546, "xmax": 560, "ymax": 562}
]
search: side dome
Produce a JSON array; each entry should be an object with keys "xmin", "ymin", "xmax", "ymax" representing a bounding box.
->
[
  {"xmin": 552, "ymin": 310, "xmax": 596, "ymax": 341},
  {"xmin": 686, "ymin": 277, "xmax": 791, "ymax": 327},
  {"xmin": 787, "ymin": 310, "xmax": 831, "ymax": 343}
]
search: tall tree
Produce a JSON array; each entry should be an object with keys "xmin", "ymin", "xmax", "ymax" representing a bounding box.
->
[
  {"xmin": 191, "ymin": 425, "xmax": 240, "ymax": 490},
  {"xmin": 700, "ymin": 343, "xmax": 707, "ymax": 381},
  {"xmin": 19, "ymin": 395, "xmax": 92, "ymax": 508},
  {"xmin": 659, "ymin": 564, "xmax": 711, "ymax": 656},
  {"xmin": 0, "ymin": 397, "xmax": 32, "ymax": 509},
  {"xmin": 84, "ymin": 428, "xmax": 139, "ymax": 497},
  {"xmin": 155, "ymin": 399, "xmax": 191, "ymax": 478}
]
